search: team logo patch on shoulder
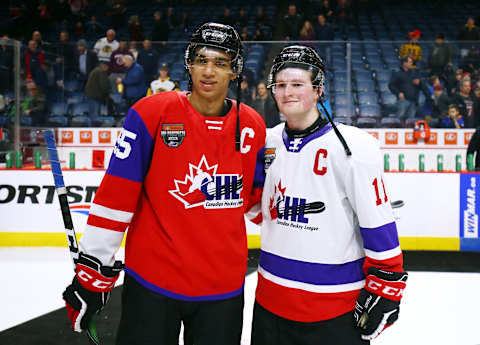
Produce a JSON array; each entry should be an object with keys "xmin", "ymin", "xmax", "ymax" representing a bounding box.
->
[
  {"xmin": 264, "ymin": 147, "xmax": 276, "ymax": 170},
  {"xmin": 161, "ymin": 123, "xmax": 186, "ymax": 147}
]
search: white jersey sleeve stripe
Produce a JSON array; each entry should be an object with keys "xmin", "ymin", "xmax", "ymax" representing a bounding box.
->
[
  {"xmin": 89, "ymin": 203, "xmax": 134, "ymax": 223},
  {"xmin": 79, "ymin": 225, "xmax": 125, "ymax": 266},
  {"xmin": 258, "ymin": 267, "xmax": 365, "ymax": 293},
  {"xmin": 364, "ymin": 246, "xmax": 402, "ymax": 261}
]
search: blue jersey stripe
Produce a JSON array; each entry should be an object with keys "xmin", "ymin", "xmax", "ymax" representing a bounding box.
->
[
  {"xmin": 253, "ymin": 146, "xmax": 266, "ymax": 188},
  {"xmin": 259, "ymin": 250, "xmax": 365, "ymax": 285},
  {"xmin": 107, "ymin": 108, "xmax": 153, "ymax": 183},
  {"xmin": 360, "ymin": 222, "xmax": 400, "ymax": 252},
  {"xmin": 125, "ymin": 267, "xmax": 244, "ymax": 301}
]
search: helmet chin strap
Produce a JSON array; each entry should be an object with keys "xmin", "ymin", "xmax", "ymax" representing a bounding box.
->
[{"xmin": 318, "ymin": 99, "xmax": 352, "ymax": 156}]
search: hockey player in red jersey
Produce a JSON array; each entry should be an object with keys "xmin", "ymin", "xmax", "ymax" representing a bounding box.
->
[
  {"xmin": 62, "ymin": 23, "xmax": 266, "ymax": 345},
  {"xmin": 249, "ymin": 45, "xmax": 408, "ymax": 344}
]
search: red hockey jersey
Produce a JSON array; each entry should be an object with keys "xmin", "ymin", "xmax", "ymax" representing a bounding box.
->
[{"xmin": 79, "ymin": 91, "xmax": 266, "ymax": 301}]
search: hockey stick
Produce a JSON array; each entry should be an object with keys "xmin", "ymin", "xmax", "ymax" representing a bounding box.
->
[{"xmin": 43, "ymin": 129, "xmax": 100, "ymax": 345}]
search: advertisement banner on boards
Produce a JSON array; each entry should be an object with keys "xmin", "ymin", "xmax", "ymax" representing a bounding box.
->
[
  {"xmin": 0, "ymin": 170, "xmax": 105, "ymax": 232},
  {"xmin": 459, "ymin": 174, "xmax": 480, "ymax": 251}
]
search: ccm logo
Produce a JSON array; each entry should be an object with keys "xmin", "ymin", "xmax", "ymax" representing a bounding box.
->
[
  {"xmin": 78, "ymin": 269, "xmax": 114, "ymax": 290},
  {"xmin": 367, "ymin": 280, "xmax": 404, "ymax": 297}
]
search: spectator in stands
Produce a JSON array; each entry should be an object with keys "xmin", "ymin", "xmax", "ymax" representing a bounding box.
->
[
  {"xmin": 299, "ymin": 20, "xmax": 315, "ymax": 45},
  {"xmin": 473, "ymin": 81, "xmax": 480, "ymax": 121},
  {"xmin": 70, "ymin": 0, "xmax": 88, "ymax": 21},
  {"xmin": 389, "ymin": 56, "xmax": 428, "ymax": 119},
  {"xmin": 116, "ymin": 55, "xmax": 146, "ymax": 107},
  {"xmin": 147, "ymin": 62, "xmax": 179, "ymax": 95},
  {"xmin": 128, "ymin": 15, "xmax": 144, "ymax": 43},
  {"xmin": 429, "ymin": 84, "xmax": 450, "ymax": 122},
  {"xmin": 240, "ymin": 27, "xmax": 250, "ymax": 42},
  {"xmin": 137, "ymin": 39, "xmax": 158, "ymax": 85},
  {"xmin": 218, "ymin": 8, "xmax": 234, "ymax": 27},
  {"xmin": 428, "ymin": 33, "xmax": 452, "ymax": 78},
  {"xmin": 252, "ymin": 28, "xmax": 266, "ymax": 41},
  {"xmin": 75, "ymin": 39, "xmax": 98, "ymax": 88},
  {"xmin": 129, "ymin": 41, "xmax": 139, "ymax": 61},
  {"xmin": 451, "ymin": 78, "xmax": 477, "ymax": 127},
  {"xmin": 73, "ymin": 20, "xmax": 86, "ymax": 41},
  {"xmin": 334, "ymin": 0, "xmax": 352, "ymax": 39},
  {"xmin": 151, "ymin": 11, "xmax": 169, "ymax": 45},
  {"xmin": 55, "ymin": 31, "xmax": 75, "ymax": 79},
  {"xmin": 10, "ymin": 84, "xmax": 46, "ymax": 126},
  {"xmin": 457, "ymin": 17, "xmax": 480, "ymax": 58},
  {"xmin": 52, "ymin": 0, "xmax": 71, "ymax": 29},
  {"xmin": 255, "ymin": 7, "xmax": 269, "ymax": 28},
  {"xmin": 110, "ymin": 0, "xmax": 127, "ymax": 31},
  {"xmin": 94, "ymin": 29, "xmax": 119, "ymax": 63},
  {"xmin": 0, "ymin": 36, "xmax": 13, "ymax": 93},
  {"xmin": 36, "ymin": 2, "xmax": 51, "ymax": 35},
  {"xmin": 25, "ymin": 40, "xmax": 44, "ymax": 80},
  {"xmin": 109, "ymin": 40, "xmax": 134, "ymax": 93},
  {"xmin": 33, "ymin": 60, "xmax": 59, "ymax": 103},
  {"xmin": 318, "ymin": 0, "xmax": 334, "ymax": 23},
  {"xmin": 239, "ymin": 74, "xmax": 254, "ymax": 106},
  {"xmin": 281, "ymin": 4, "xmax": 303, "ymax": 40},
  {"xmin": 84, "ymin": 62, "xmax": 110, "ymax": 119},
  {"xmin": 180, "ymin": 10, "xmax": 191, "ymax": 33},
  {"xmin": 32, "ymin": 30, "xmax": 44, "ymax": 50},
  {"xmin": 85, "ymin": 16, "xmax": 106, "ymax": 41},
  {"xmin": 440, "ymin": 104, "xmax": 464, "ymax": 128},
  {"xmin": 236, "ymin": 9, "xmax": 249, "ymax": 28},
  {"xmin": 252, "ymin": 81, "xmax": 280, "ymax": 128},
  {"xmin": 166, "ymin": 7, "xmax": 178, "ymax": 31},
  {"xmin": 315, "ymin": 14, "xmax": 334, "ymax": 41},
  {"xmin": 399, "ymin": 29, "xmax": 423, "ymax": 69},
  {"xmin": 460, "ymin": 47, "xmax": 480, "ymax": 78}
]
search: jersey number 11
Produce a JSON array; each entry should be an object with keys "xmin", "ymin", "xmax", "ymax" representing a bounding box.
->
[{"xmin": 372, "ymin": 177, "xmax": 388, "ymax": 206}]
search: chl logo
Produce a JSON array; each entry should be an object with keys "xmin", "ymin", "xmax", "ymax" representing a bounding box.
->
[
  {"xmin": 269, "ymin": 180, "xmax": 325, "ymax": 223},
  {"xmin": 169, "ymin": 155, "xmax": 244, "ymax": 209}
]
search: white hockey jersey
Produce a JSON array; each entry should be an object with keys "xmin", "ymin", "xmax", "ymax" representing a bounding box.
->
[{"xmin": 251, "ymin": 122, "xmax": 403, "ymax": 322}]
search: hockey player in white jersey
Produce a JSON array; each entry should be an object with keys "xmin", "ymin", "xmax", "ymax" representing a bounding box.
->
[{"xmin": 249, "ymin": 45, "xmax": 408, "ymax": 345}]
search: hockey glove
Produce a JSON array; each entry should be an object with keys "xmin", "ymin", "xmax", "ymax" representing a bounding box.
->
[
  {"xmin": 63, "ymin": 252, "xmax": 123, "ymax": 332},
  {"xmin": 353, "ymin": 267, "xmax": 408, "ymax": 340}
]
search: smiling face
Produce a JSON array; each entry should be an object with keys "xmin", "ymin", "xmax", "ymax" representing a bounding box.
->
[
  {"xmin": 273, "ymin": 67, "xmax": 321, "ymax": 119},
  {"xmin": 189, "ymin": 46, "xmax": 236, "ymax": 102}
]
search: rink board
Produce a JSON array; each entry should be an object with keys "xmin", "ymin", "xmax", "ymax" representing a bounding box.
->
[{"xmin": 0, "ymin": 170, "xmax": 479, "ymax": 251}]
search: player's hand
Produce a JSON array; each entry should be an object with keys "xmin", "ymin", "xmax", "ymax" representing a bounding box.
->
[
  {"xmin": 63, "ymin": 252, "xmax": 123, "ymax": 332},
  {"xmin": 353, "ymin": 267, "xmax": 408, "ymax": 340}
]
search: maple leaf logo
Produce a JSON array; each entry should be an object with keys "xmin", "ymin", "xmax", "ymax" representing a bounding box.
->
[
  {"xmin": 269, "ymin": 180, "xmax": 286, "ymax": 220},
  {"xmin": 169, "ymin": 155, "xmax": 218, "ymax": 209}
]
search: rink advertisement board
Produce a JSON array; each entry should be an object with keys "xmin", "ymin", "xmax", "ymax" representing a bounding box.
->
[
  {"xmin": 459, "ymin": 174, "xmax": 480, "ymax": 251},
  {"xmin": 0, "ymin": 170, "xmax": 478, "ymax": 251}
]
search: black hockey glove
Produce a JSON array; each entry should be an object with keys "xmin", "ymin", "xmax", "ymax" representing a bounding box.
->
[
  {"xmin": 63, "ymin": 252, "xmax": 123, "ymax": 332},
  {"xmin": 353, "ymin": 267, "xmax": 408, "ymax": 340}
]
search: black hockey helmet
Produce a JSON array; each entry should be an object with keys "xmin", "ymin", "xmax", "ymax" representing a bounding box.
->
[
  {"xmin": 185, "ymin": 22, "xmax": 244, "ymax": 75},
  {"xmin": 267, "ymin": 45, "xmax": 326, "ymax": 89}
]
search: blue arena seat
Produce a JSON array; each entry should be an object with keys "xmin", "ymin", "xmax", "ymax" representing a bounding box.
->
[
  {"xmin": 50, "ymin": 102, "xmax": 69, "ymax": 116},
  {"xmin": 358, "ymin": 92, "xmax": 379, "ymax": 106},
  {"xmin": 70, "ymin": 115, "xmax": 92, "ymax": 127},
  {"xmin": 359, "ymin": 104, "xmax": 381, "ymax": 118},
  {"xmin": 71, "ymin": 102, "xmax": 89, "ymax": 117},
  {"xmin": 356, "ymin": 117, "xmax": 378, "ymax": 128},
  {"xmin": 356, "ymin": 79, "xmax": 375, "ymax": 92},
  {"xmin": 46, "ymin": 115, "xmax": 69, "ymax": 127},
  {"xmin": 379, "ymin": 117, "xmax": 402, "ymax": 128}
]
